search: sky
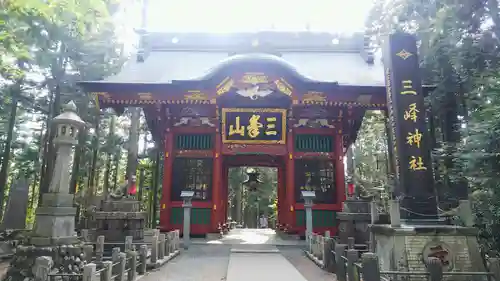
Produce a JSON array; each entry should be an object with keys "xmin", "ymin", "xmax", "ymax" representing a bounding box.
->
[
  {"xmin": 117, "ymin": 0, "xmax": 375, "ymax": 49},
  {"xmin": 146, "ymin": 0, "xmax": 374, "ymax": 33}
]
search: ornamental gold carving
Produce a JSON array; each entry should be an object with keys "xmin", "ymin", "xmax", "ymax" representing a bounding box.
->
[
  {"xmin": 274, "ymin": 79, "xmax": 292, "ymax": 96},
  {"xmin": 240, "ymin": 72, "xmax": 268, "ymax": 84},
  {"xmin": 93, "ymin": 92, "xmax": 111, "ymax": 100},
  {"xmin": 184, "ymin": 91, "xmax": 209, "ymax": 101},
  {"xmin": 137, "ymin": 92, "xmax": 153, "ymax": 100},
  {"xmin": 303, "ymin": 91, "xmax": 327, "ymax": 103},
  {"xmin": 216, "ymin": 77, "xmax": 234, "ymax": 95}
]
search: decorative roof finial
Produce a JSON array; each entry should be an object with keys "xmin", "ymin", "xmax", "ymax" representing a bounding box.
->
[{"xmin": 62, "ymin": 101, "xmax": 77, "ymax": 113}]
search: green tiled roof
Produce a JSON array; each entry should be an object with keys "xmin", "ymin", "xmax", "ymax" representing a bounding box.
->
[{"xmin": 94, "ymin": 31, "xmax": 385, "ymax": 87}]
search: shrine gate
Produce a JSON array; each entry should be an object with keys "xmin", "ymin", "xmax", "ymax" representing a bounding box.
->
[{"xmin": 79, "ymin": 31, "xmax": 438, "ymax": 236}]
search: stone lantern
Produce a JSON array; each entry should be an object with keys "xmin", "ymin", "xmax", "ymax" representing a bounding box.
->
[
  {"xmin": 31, "ymin": 101, "xmax": 86, "ymax": 246},
  {"xmin": 4, "ymin": 102, "xmax": 87, "ymax": 281},
  {"xmin": 301, "ymin": 190, "xmax": 316, "ymax": 243},
  {"xmin": 181, "ymin": 190, "xmax": 195, "ymax": 249}
]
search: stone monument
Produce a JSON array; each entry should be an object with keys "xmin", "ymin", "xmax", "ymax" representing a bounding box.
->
[
  {"xmin": 338, "ymin": 199, "xmax": 372, "ymax": 245},
  {"xmin": 4, "ymin": 101, "xmax": 87, "ymax": 281},
  {"xmin": 370, "ymin": 32, "xmax": 487, "ymax": 277},
  {"xmin": 1, "ymin": 179, "xmax": 30, "ymax": 230},
  {"xmin": 84, "ymin": 198, "xmax": 147, "ymax": 243},
  {"xmin": 82, "ymin": 171, "xmax": 147, "ymax": 244}
]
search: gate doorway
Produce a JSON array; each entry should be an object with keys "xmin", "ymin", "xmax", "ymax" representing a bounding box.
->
[
  {"xmin": 227, "ymin": 166, "xmax": 278, "ymax": 228},
  {"xmin": 222, "ymin": 155, "xmax": 284, "ymax": 230}
]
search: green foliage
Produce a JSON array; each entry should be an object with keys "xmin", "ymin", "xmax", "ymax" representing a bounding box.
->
[
  {"xmin": 352, "ymin": 110, "xmax": 391, "ymax": 209},
  {"xmin": 367, "ymin": 0, "xmax": 500, "ymax": 255},
  {"xmin": 0, "ymin": 0, "xmax": 127, "ymax": 227}
]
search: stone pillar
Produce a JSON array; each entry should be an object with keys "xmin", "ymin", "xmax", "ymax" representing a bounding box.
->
[
  {"xmin": 33, "ymin": 256, "xmax": 53, "ymax": 281},
  {"xmin": 301, "ymin": 191, "xmax": 315, "ymax": 243},
  {"xmin": 181, "ymin": 191, "xmax": 194, "ymax": 249},
  {"xmin": 32, "ymin": 101, "xmax": 86, "ymax": 245},
  {"xmin": 389, "ymin": 200, "xmax": 401, "ymax": 227},
  {"xmin": 305, "ymin": 202, "xmax": 313, "ymax": 239},
  {"xmin": 383, "ymin": 32, "xmax": 438, "ymax": 222}
]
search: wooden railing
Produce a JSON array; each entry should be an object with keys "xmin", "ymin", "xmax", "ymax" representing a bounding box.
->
[{"xmin": 34, "ymin": 230, "xmax": 180, "ymax": 281}]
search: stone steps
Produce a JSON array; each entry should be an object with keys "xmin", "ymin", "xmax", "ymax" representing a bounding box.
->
[{"xmin": 230, "ymin": 244, "xmax": 280, "ymax": 253}]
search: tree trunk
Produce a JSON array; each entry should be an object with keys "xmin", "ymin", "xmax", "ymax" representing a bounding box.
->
[
  {"xmin": 126, "ymin": 108, "xmax": 140, "ymax": 178},
  {"xmin": 103, "ymin": 115, "xmax": 116, "ymax": 196},
  {"xmin": 88, "ymin": 112, "xmax": 101, "ymax": 197},
  {"xmin": 152, "ymin": 148, "xmax": 161, "ymax": 228},
  {"xmin": 235, "ymin": 168, "xmax": 243, "ymax": 224},
  {"xmin": 31, "ymin": 123, "xmax": 46, "ymax": 210},
  {"xmin": 70, "ymin": 101, "xmax": 88, "ymax": 194},
  {"xmin": 37, "ymin": 91, "xmax": 54, "ymax": 203},
  {"xmin": 103, "ymin": 154, "xmax": 112, "ymax": 196},
  {"xmin": 112, "ymin": 154, "xmax": 119, "ymax": 190},
  {"xmin": 39, "ymin": 83, "xmax": 62, "ymax": 201},
  {"xmin": 0, "ymin": 90, "xmax": 19, "ymax": 220},
  {"xmin": 346, "ymin": 146, "xmax": 355, "ymax": 177}
]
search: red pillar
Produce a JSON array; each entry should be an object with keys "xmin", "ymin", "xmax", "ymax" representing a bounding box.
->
[
  {"xmin": 285, "ymin": 128, "xmax": 295, "ymax": 231},
  {"xmin": 277, "ymin": 164, "xmax": 285, "ymax": 229},
  {"xmin": 211, "ymin": 132, "xmax": 222, "ymax": 232},
  {"xmin": 335, "ymin": 128, "xmax": 346, "ymax": 206},
  {"xmin": 222, "ymin": 165, "xmax": 229, "ymax": 224},
  {"xmin": 160, "ymin": 129, "xmax": 174, "ymax": 231}
]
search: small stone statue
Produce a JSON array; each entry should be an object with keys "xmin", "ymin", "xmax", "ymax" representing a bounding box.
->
[{"xmin": 110, "ymin": 175, "xmax": 137, "ymax": 199}]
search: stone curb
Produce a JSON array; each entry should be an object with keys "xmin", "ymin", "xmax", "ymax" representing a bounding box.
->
[
  {"xmin": 305, "ymin": 250, "xmax": 324, "ymax": 269},
  {"xmin": 147, "ymin": 250, "xmax": 181, "ymax": 270}
]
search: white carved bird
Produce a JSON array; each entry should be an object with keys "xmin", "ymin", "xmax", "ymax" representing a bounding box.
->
[{"xmin": 236, "ymin": 85, "xmax": 273, "ymax": 99}]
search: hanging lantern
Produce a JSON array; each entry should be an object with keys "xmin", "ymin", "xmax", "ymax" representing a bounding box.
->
[{"xmin": 243, "ymin": 168, "xmax": 263, "ymax": 191}]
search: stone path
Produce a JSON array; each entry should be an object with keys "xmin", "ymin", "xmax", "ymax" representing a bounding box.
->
[
  {"xmin": 192, "ymin": 228, "xmax": 305, "ymax": 246},
  {"xmin": 0, "ymin": 261, "xmax": 9, "ymax": 279},
  {"xmin": 141, "ymin": 229, "xmax": 333, "ymax": 281},
  {"xmin": 226, "ymin": 252, "xmax": 309, "ymax": 281},
  {"xmin": 140, "ymin": 245, "xmax": 231, "ymax": 281},
  {"xmin": 279, "ymin": 247, "xmax": 336, "ymax": 281}
]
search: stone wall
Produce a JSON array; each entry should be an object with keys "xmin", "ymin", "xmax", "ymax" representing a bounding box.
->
[
  {"xmin": 372, "ymin": 225, "xmax": 486, "ymax": 281},
  {"xmin": 4, "ymin": 244, "xmax": 85, "ymax": 281}
]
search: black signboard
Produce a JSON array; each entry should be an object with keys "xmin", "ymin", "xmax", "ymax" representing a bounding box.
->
[
  {"xmin": 383, "ymin": 32, "xmax": 437, "ymax": 220},
  {"xmin": 221, "ymin": 108, "xmax": 286, "ymax": 144}
]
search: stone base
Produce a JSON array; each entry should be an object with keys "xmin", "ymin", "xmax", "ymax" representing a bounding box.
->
[
  {"xmin": 338, "ymin": 212, "xmax": 371, "ymax": 244},
  {"xmin": 3, "ymin": 243, "xmax": 85, "ymax": 281},
  {"xmin": 102, "ymin": 200, "xmax": 141, "ymax": 212},
  {"xmin": 371, "ymin": 224, "xmax": 486, "ymax": 280},
  {"xmin": 84, "ymin": 199, "xmax": 147, "ymax": 243},
  {"xmin": 337, "ymin": 211, "xmax": 389, "ymax": 245},
  {"xmin": 30, "ymin": 235, "xmax": 78, "ymax": 246},
  {"xmin": 32, "ymin": 193, "xmax": 77, "ymax": 240}
]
